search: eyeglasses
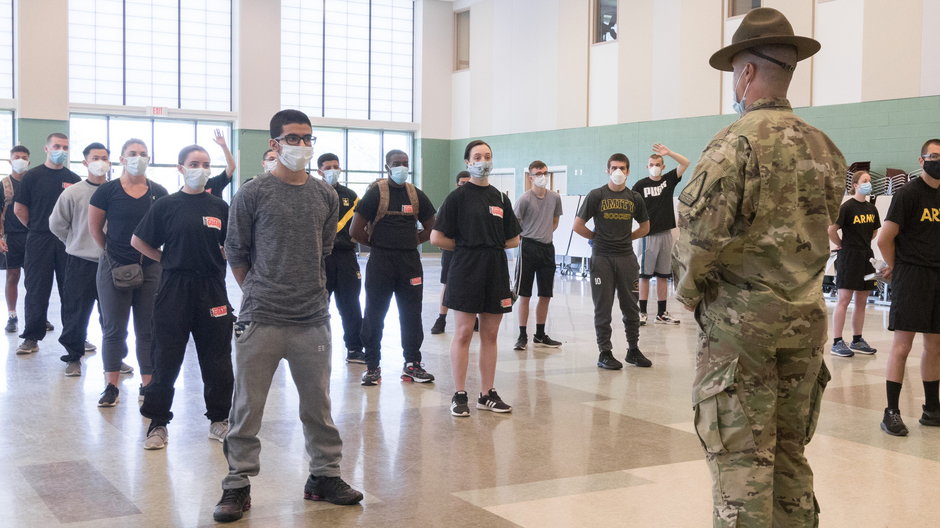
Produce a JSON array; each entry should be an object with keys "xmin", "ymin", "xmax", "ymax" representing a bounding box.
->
[
  {"xmin": 275, "ymin": 134, "xmax": 316, "ymax": 146},
  {"xmin": 922, "ymin": 154, "xmax": 940, "ymax": 161}
]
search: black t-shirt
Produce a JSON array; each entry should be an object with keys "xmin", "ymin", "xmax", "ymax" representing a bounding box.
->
[
  {"xmin": 577, "ymin": 184, "xmax": 649, "ymax": 256},
  {"xmin": 435, "ymin": 182, "xmax": 521, "ymax": 249},
  {"xmin": 90, "ymin": 179, "xmax": 169, "ymax": 265},
  {"xmin": 134, "ymin": 191, "xmax": 228, "ymax": 276},
  {"xmin": 1, "ymin": 176, "xmax": 27, "ymax": 234},
  {"xmin": 205, "ymin": 170, "xmax": 231, "ymax": 198},
  {"xmin": 14, "ymin": 165, "xmax": 81, "ymax": 233},
  {"xmin": 631, "ymin": 168, "xmax": 680, "ymax": 234},
  {"xmin": 357, "ymin": 182, "xmax": 436, "ymax": 250},
  {"xmin": 333, "ymin": 183, "xmax": 358, "ymax": 251},
  {"xmin": 835, "ymin": 197, "xmax": 880, "ymax": 251},
  {"xmin": 885, "ymin": 177, "xmax": 940, "ymax": 267}
]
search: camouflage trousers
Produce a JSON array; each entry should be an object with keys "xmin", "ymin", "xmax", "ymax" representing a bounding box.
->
[{"xmin": 692, "ymin": 320, "xmax": 830, "ymax": 527}]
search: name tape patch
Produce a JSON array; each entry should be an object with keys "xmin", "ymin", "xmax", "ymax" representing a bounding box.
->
[
  {"xmin": 203, "ymin": 216, "xmax": 222, "ymax": 230},
  {"xmin": 489, "ymin": 206, "xmax": 503, "ymax": 218},
  {"xmin": 410, "ymin": 277, "xmax": 422, "ymax": 286},
  {"xmin": 209, "ymin": 305, "xmax": 228, "ymax": 318},
  {"xmin": 500, "ymin": 298, "xmax": 512, "ymax": 308}
]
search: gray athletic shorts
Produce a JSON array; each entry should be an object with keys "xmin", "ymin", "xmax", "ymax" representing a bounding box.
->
[{"xmin": 639, "ymin": 230, "xmax": 673, "ymax": 279}]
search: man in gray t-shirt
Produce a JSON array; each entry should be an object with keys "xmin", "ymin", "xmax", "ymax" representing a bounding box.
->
[{"xmin": 513, "ymin": 160, "xmax": 564, "ymax": 351}]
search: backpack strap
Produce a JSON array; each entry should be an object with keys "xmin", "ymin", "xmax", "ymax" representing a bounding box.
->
[
  {"xmin": 0, "ymin": 176, "xmax": 13, "ymax": 237},
  {"xmin": 404, "ymin": 182, "xmax": 419, "ymax": 219}
]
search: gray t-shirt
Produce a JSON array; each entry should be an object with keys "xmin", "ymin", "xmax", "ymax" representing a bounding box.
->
[
  {"xmin": 515, "ymin": 189, "xmax": 563, "ymax": 244},
  {"xmin": 225, "ymin": 173, "xmax": 339, "ymax": 326}
]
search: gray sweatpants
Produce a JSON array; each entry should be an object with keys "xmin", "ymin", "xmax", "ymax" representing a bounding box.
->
[
  {"xmin": 590, "ymin": 253, "xmax": 641, "ymax": 351},
  {"xmin": 96, "ymin": 256, "xmax": 161, "ymax": 374},
  {"xmin": 222, "ymin": 321, "xmax": 343, "ymax": 489}
]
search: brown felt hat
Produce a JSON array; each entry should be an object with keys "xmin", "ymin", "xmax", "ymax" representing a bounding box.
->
[{"xmin": 709, "ymin": 7, "xmax": 820, "ymax": 72}]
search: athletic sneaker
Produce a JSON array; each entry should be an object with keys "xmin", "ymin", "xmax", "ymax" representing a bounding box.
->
[
  {"xmin": 345, "ymin": 349, "xmax": 366, "ymax": 364},
  {"xmin": 303, "ymin": 475, "xmax": 363, "ymax": 505},
  {"xmin": 881, "ymin": 408, "xmax": 909, "ymax": 436},
  {"xmin": 597, "ymin": 351, "xmax": 623, "ymax": 370},
  {"xmin": 639, "ymin": 313, "xmax": 648, "ymax": 326},
  {"xmin": 451, "ymin": 391, "xmax": 470, "ymax": 417},
  {"xmin": 361, "ymin": 367, "xmax": 381, "ymax": 386},
  {"xmin": 209, "ymin": 420, "xmax": 229, "ymax": 442},
  {"xmin": 534, "ymin": 334, "xmax": 562, "ymax": 348},
  {"xmin": 430, "ymin": 316, "xmax": 446, "ymax": 335},
  {"xmin": 16, "ymin": 339, "xmax": 38, "ymax": 355},
  {"xmin": 850, "ymin": 338, "xmax": 877, "ymax": 355},
  {"xmin": 45, "ymin": 321, "xmax": 54, "ymax": 332},
  {"xmin": 213, "ymin": 486, "xmax": 251, "ymax": 523},
  {"xmin": 120, "ymin": 362, "xmax": 135, "ymax": 374},
  {"xmin": 402, "ymin": 362, "xmax": 434, "ymax": 383},
  {"xmin": 625, "ymin": 347, "xmax": 652, "ymax": 368},
  {"xmin": 84, "ymin": 341, "xmax": 97, "ymax": 352},
  {"xmin": 143, "ymin": 426, "xmax": 168, "ymax": 450},
  {"xmin": 513, "ymin": 335, "xmax": 527, "ymax": 350},
  {"xmin": 4, "ymin": 315, "xmax": 16, "ymax": 333},
  {"xmin": 830, "ymin": 340, "xmax": 854, "ymax": 358},
  {"xmin": 919, "ymin": 405, "xmax": 940, "ymax": 427},
  {"xmin": 655, "ymin": 312, "xmax": 680, "ymax": 325},
  {"xmin": 477, "ymin": 389, "xmax": 512, "ymax": 413},
  {"xmin": 64, "ymin": 361, "xmax": 81, "ymax": 377},
  {"xmin": 98, "ymin": 384, "xmax": 119, "ymax": 407}
]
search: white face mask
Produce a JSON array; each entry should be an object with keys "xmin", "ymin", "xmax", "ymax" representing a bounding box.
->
[
  {"xmin": 10, "ymin": 159, "xmax": 28, "ymax": 174},
  {"xmin": 322, "ymin": 169, "xmax": 340, "ymax": 186},
  {"xmin": 468, "ymin": 160, "xmax": 492, "ymax": 179},
  {"xmin": 277, "ymin": 144, "xmax": 314, "ymax": 172},
  {"xmin": 648, "ymin": 166, "xmax": 663, "ymax": 178},
  {"xmin": 87, "ymin": 160, "xmax": 111, "ymax": 177},
  {"xmin": 532, "ymin": 175, "xmax": 548, "ymax": 188},
  {"xmin": 182, "ymin": 167, "xmax": 211, "ymax": 189},
  {"xmin": 124, "ymin": 156, "xmax": 149, "ymax": 176},
  {"xmin": 262, "ymin": 159, "xmax": 278, "ymax": 173},
  {"xmin": 609, "ymin": 168, "xmax": 627, "ymax": 186}
]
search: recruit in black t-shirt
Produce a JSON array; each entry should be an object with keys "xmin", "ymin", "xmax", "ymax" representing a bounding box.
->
[
  {"xmin": 357, "ymin": 181, "xmax": 435, "ymax": 250},
  {"xmin": 885, "ymin": 177, "xmax": 940, "ymax": 267},
  {"xmin": 577, "ymin": 184, "xmax": 649, "ymax": 256},
  {"xmin": 835, "ymin": 197, "xmax": 881, "ymax": 251},
  {"xmin": 134, "ymin": 191, "xmax": 228, "ymax": 276},
  {"xmin": 631, "ymin": 168, "xmax": 680, "ymax": 234},
  {"xmin": 14, "ymin": 165, "xmax": 81, "ymax": 233},
  {"xmin": 89, "ymin": 179, "xmax": 169, "ymax": 265},
  {"xmin": 332, "ymin": 183, "xmax": 358, "ymax": 251},
  {"xmin": 435, "ymin": 182, "xmax": 521, "ymax": 250},
  {"xmin": 205, "ymin": 170, "xmax": 231, "ymax": 198},
  {"xmin": 1, "ymin": 177, "xmax": 28, "ymax": 234}
]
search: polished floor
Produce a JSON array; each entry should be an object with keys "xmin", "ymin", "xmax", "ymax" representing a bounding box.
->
[{"xmin": 4, "ymin": 258, "xmax": 940, "ymax": 527}]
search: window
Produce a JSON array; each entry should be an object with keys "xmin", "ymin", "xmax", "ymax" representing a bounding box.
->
[
  {"xmin": 0, "ymin": 110, "xmax": 15, "ymax": 166},
  {"xmin": 729, "ymin": 0, "xmax": 761, "ymax": 17},
  {"xmin": 312, "ymin": 126, "xmax": 412, "ymax": 198},
  {"xmin": 0, "ymin": 0, "xmax": 12, "ymax": 99},
  {"xmin": 69, "ymin": 0, "xmax": 232, "ymax": 111},
  {"xmin": 68, "ymin": 114, "xmax": 232, "ymax": 196},
  {"xmin": 454, "ymin": 10, "xmax": 469, "ymax": 70},
  {"xmin": 593, "ymin": 0, "xmax": 617, "ymax": 43},
  {"xmin": 281, "ymin": 0, "xmax": 414, "ymax": 123}
]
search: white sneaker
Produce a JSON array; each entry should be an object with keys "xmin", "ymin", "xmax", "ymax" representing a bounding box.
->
[
  {"xmin": 143, "ymin": 426, "xmax": 168, "ymax": 450},
  {"xmin": 209, "ymin": 420, "xmax": 229, "ymax": 443},
  {"xmin": 639, "ymin": 313, "xmax": 648, "ymax": 326},
  {"xmin": 655, "ymin": 312, "xmax": 680, "ymax": 325}
]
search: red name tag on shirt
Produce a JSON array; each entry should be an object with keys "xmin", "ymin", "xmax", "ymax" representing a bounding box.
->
[
  {"xmin": 209, "ymin": 305, "xmax": 228, "ymax": 317},
  {"xmin": 203, "ymin": 216, "xmax": 222, "ymax": 230},
  {"xmin": 489, "ymin": 206, "xmax": 503, "ymax": 218},
  {"xmin": 402, "ymin": 205, "xmax": 414, "ymax": 214},
  {"xmin": 62, "ymin": 182, "xmax": 72, "ymax": 189},
  {"xmin": 410, "ymin": 277, "xmax": 422, "ymax": 286},
  {"xmin": 500, "ymin": 298, "xmax": 512, "ymax": 308}
]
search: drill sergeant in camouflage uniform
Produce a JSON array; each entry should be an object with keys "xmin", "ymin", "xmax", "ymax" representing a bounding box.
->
[{"xmin": 672, "ymin": 9, "xmax": 845, "ymax": 527}]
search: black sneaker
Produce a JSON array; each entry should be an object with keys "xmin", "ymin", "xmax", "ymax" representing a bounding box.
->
[
  {"xmin": 625, "ymin": 347, "xmax": 652, "ymax": 368},
  {"xmin": 345, "ymin": 349, "xmax": 366, "ymax": 364},
  {"xmin": 451, "ymin": 391, "xmax": 470, "ymax": 417},
  {"xmin": 45, "ymin": 321, "xmax": 54, "ymax": 332},
  {"xmin": 4, "ymin": 315, "xmax": 16, "ymax": 333},
  {"xmin": 213, "ymin": 486, "xmax": 251, "ymax": 523},
  {"xmin": 303, "ymin": 475, "xmax": 363, "ymax": 505},
  {"xmin": 430, "ymin": 316, "xmax": 446, "ymax": 335},
  {"xmin": 513, "ymin": 335, "xmax": 527, "ymax": 350},
  {"xmin": 477, "ymin": 389, "xmax": 512, "ymax": 413},
  {"xmin": 849, "ymin": 338, "xmax": 877, "ymax": 355},
  {"xmin": 919, "ymin": 405, "xmax": 940, "ymax": 426},
  {"xmin": 597, "ymin": 351, "xmax": 623, "ymax": 370},
  {"xmin": 361, "ymin": 367, "xmax": 381, "ymax": 386},
  {"xmin": 881, "ymin": 408, "xmax": 909, "ymax": 436},
  {"xmin": 402, "ymin": 362, "xmax": 434, "ymax": 383},
  {"xmin": 533, "ymin": 334, "xmax": 562, "ymax": 348},
  {"xmin": 98, "ymin": 383, "xmax": 119, "ymax": 407}
]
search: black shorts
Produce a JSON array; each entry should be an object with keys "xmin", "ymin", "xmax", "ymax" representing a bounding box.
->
[
  {"xmin": 515, "ymin": 238, "xmax": 555, "ymax": 298},
  {"xmin": 834, "ymin": 248, "xmax": 876, "ymax": 291},
  {"xmin": 889, "ymin": 263, "xmax": 940, "ymax": 334},
  {"xmin": 440, "ymin": 249, "xmax": 453, "ymax": 284},
  {"xmin": 0, "ymin": 232, "xmax": 27, "ymax": 270},
  {"xmin": 444, "ymin": 247, "xmax": 513, "ymax": 314}
]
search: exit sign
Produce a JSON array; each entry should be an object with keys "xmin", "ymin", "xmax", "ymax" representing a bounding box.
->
[{"xmin": 149, "ymin": 107, "xmax": 168, "ymax": 116}]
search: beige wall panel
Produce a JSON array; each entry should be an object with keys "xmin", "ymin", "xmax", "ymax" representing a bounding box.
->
[
  {"xmin": 813, "ymin": 0, "xmax": 864, "ymax": 106},
  {"xmin": 862, "ymin": 0, "xmax": 922, "ymax": 102},
  {"xmin": 416, "ymin": 0, "xmax": 455, "ymax": 139}
]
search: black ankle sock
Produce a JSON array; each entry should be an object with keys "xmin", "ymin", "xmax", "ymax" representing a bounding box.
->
[
  {"xmin": 886, "ymin": 380, "xmax": 903, "ymax": 411},
  {"xmin": 657, "ymin": 300, "xmax": 667, "ymax": 316},
  {"xmin": 437, "ymin": 313, "xmax": 446, "ymax": 320},
  {"xmin": 924, "ymin": 380, "xmax": 940, "ymax": 411},
  {"xmin": 852, "ymin": 334, "xmax": 862, "ymax": 343},
  {"xmin": 639, "ymin": 300, "xmax": 648, "ymax": 313},
  {"xmin": 535, "ymin": 324, "xmax": 545, "ymax": 337},
  {"xmin": 833, "ymin": 337, "xmax": 843, "ymax": 345},
  {"xmin": 519, "ymin": 326, "xmax": 526, "ymax": 338},
  {"xmin": 148, "ymin": 421, "xmax": 167, "ymax": 434}
]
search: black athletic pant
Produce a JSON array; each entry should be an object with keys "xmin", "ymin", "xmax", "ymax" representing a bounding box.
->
[
  {"xmin": 21, "ymin": 232, "xmax": 68, "ymax": 341},
  {"xmin": 140, "ymin": 272, "xmax": 234, "ymax": 424},
  {"xmin": 360, "ymin": 247, "xmax": 424, "ymax": 369},
  {"xmin": 590, "ymin": 253, "xmax": 641, "ymax": 351},
  {"xmin": 58, "ymin": 255, "xmax": 99, "ymax": 362},
  {"xmin": 325, "ymin": 248, "xmax": 363, "ymax": 351}
]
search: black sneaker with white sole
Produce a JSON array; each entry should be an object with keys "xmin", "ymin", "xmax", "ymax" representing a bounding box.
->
[
  {"xmin": 919, "ymin": 405, "xmax": 940, "ymax": 427},
  {"xmin": 451, "ymin": 391, "xmax": 470, "ymax": 417},
  {"xmin": 477, "ymin": 389, "xmax": 512, "ymax": 413},
  {"xmin": 402, "ymin": 362, "xmax": 434, "ymax": 383},
  {"xmin": 881, "ymin": 408, "xmax": 909, "ymax": 436},
  {"xmin": 361, "ymin": 367, "xmax": 381, "ymax": 386},
  {"xmin": 98, "ymin": 383, "xmax": 119, "ymax": 407},
  {"xmin": 345, "ymin": 349, "xmax": 366, "ymax": 364},
  {"xmin": 533, "ymin": 334, "xmax": 561, "ymax": 348},
  {"xmin": 513, "ymin": 335, "xmax": 527, "ymax": 350},
  {"xmin": 597, "ymin": 351, "xmax": 623, "ymax": 370}
]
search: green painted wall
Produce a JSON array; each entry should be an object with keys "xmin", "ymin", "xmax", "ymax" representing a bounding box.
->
[
  {"xmin": 416, "ymin": 137, "xmax": 453, "ymax": 253},
  {"xmin": 16, "ymin": 119, "xmax": 70, "ymax": 162},
  {"xmin": 234, "ymin": 128, "xmax": 270, "ymax": 185}
]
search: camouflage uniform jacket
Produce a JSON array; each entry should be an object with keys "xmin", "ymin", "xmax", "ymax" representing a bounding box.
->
[{"xmin": 672, "ymin": 97, "xmax": 845, "ymax": 349}]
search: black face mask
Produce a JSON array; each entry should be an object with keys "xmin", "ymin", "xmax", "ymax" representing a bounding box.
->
[{"xmin": 924, "ymin": 160, "xmax": 940, "ymax": 180}]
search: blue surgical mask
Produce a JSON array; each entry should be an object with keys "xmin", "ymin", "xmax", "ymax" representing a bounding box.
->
[
  {"xmin": 389, "ymin": 165, "xmax": 409, "ymax": 185},
  {"xmin": 858, "ymin": 182, "xmax": 872, "ymax": 196},
  {"xmin": 468, "ymin": 160, "xmax": 492, "ymax": 179},
  {"xmin": 732, "ymin": 72, "xmax": 750, "ymax": 117},
  {"xmin": 49, "ymin": 149, "xmax": 68, "ymax": 165},
  {"xmin": 322, "ymin": 169, "xmax": 340, "ymax": 186}
]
